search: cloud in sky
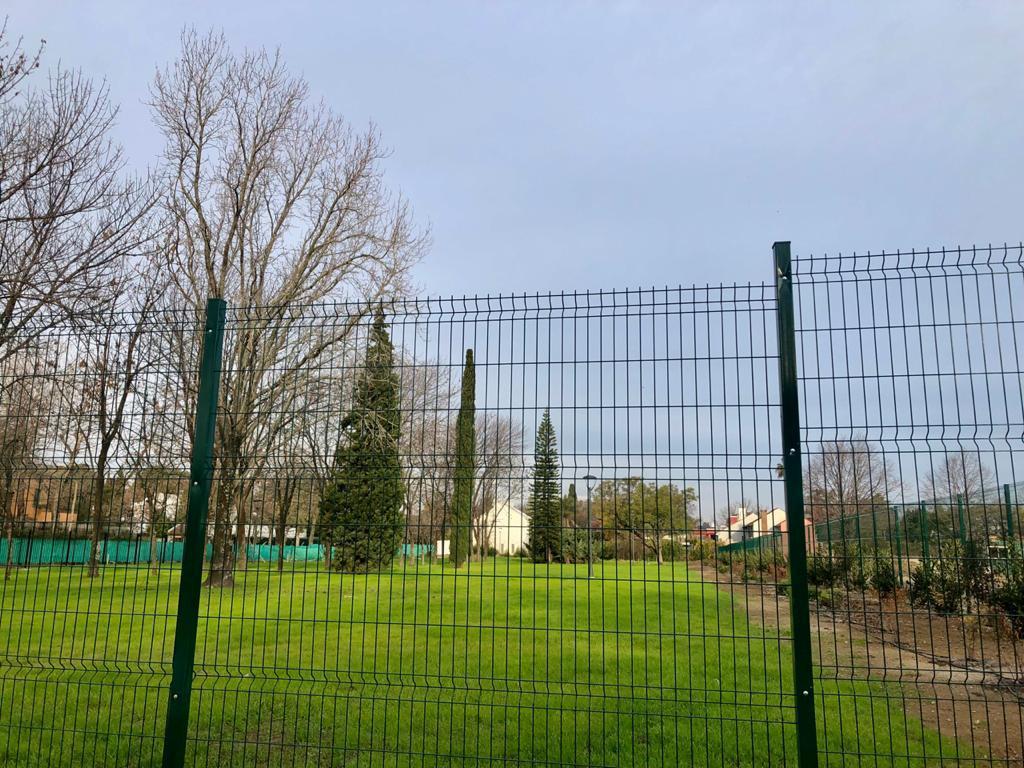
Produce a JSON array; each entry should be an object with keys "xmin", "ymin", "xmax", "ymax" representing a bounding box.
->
[{"xmin": 7, "ymin": 1, "xmax": 1023, "ymax": 296}]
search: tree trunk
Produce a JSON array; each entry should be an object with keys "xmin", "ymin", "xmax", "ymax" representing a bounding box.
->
[
  {"xmin": 51, "ymin": 478, "xmax": 63, "ymax": 527},
  {"xmin": 69, "ymin": 476, "xmax": 80, "ymax": 535},
  {"xmin": 206, "ymin": 473, "xmax": 236, "ymax": 588},
  {"xmin": 276, "ymin": 508, "xmax": 287, "ymax": 574},
  {"xmin": 148, "ymin": 493, "xmax": 158, "ymax": 574},
  {"xmin": 234, "ymin": 484, "xmax": 250, "ymax": 570},
  {"xmin": 3, "ymin": 519, "xmax": 12, "ymax": 580},
  {"xmin": 2, "ymin": 468, "xmax": 14, "ymax": 580},
  {"xmin": 88, "ymin": 459, "xmax": 107, "ymax": 578}
]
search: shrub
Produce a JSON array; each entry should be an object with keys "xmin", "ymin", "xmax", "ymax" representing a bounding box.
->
[
  {"xmin": 959, "ymin": 539, "xmax": 990, "ymax": 606},
  {"xmin": 847, "ymin": 557, "xmax": 869, "ymax": 590},
  {"xmin": 808, "ymin": 553, "xmax": 843, "ymax": 587},
  {"xmin": 988, "ymin": 544, "xmax": 1024, "ymax": 638},
  {"xmin": 752, "ymin": 551, "xmax": 772, "ymax": 573},
  {"xmin": 908, "ymin": 548, "xmax": 965, "ymax": 615},
  {"xmin": 561, "ymin": 528, "xmax": 596, "ymax": 564},
  {"xmin": 660, "ymin": 540, "xmax": 687, "ymax": 562},
  {"xmin": 871, "ymin": 557, "xmax": 898, "ymax": 597},
  {"xmin": 908, "ymin": 564, "xmax": 932, "ymax": 607},
  {"xmin": 687, "ymin": 540, "xmax": 716, "ymax": 562}
]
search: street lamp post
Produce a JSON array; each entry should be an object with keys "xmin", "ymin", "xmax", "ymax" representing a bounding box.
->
[{"xmin": 583, "ymin": 474, "xmax": 597, "ymax": 579}]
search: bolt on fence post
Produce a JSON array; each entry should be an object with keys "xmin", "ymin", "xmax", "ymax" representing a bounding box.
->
[
  {"xmin": 161, "ymin": 297, "xmax": 226, "ymax": 768},
  {"xmin": 773, "ymin": 241, "xmax": 819, "ymax": 768}
]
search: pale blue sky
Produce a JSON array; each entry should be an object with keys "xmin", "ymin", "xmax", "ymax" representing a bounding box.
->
[{"xmin": 8, "ymin": 1, "xmax": 1023, "ymax": 297}]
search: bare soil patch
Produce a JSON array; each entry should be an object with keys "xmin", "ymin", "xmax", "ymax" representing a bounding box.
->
[{"xmin": 694, "ymin": 563, "xmax": 1024, "ymax": 761}]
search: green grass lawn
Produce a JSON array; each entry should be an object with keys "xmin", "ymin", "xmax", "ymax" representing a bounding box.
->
[{"xmin": 0, "ymin": 559, "xmax": 957, "ymax": 767}]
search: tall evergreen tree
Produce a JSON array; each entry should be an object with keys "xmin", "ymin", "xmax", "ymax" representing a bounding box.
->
[
  {"xmin": 564, "ymin": 483, "xmax": 578, "ymax": 523},
  {"xmin": 319, "ymin": 311, "xmax": 404, "ymax": 572},
  {"xmin": 450, "ymin": 349, "xmax": 476, "ymax": 566},
  {"xmin": 528, "ymin": 409, "xmax": 562, "ymax": 563}
]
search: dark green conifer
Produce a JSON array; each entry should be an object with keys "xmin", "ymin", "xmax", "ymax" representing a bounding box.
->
[
  {"xmin": 319, "ymin": 311, "xmax": 404, "ymax": 571},
  {"xmin": 450, "ymin": 349, "xmax": 476, "ymax": 566},
  {"xmin": 528, "ymin": 409, "xmax": 562, "ymax": 563}
]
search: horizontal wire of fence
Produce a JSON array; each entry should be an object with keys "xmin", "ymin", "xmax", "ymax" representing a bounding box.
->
[
  {"xmin": 792, "ymin": 243, "xmax": 1024, "ymax": 766},
  {"xmin": 1, "ymin": 243, "xmax": 1022, "ymax": 766}
]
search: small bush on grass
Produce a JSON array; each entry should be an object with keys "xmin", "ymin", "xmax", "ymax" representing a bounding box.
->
[
  {"xmin": 660, "ymin": 541, "xmax": 687, "ymax": 562},
  {"xmin": 560, "ymin": 528, "xmax": 596, "ymax": 564}
]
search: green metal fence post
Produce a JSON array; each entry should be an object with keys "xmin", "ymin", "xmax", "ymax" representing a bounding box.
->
[
  {"xmin": 161, "ymin": 298, "xmax": 227, "ymax": 768},
  {"xmin": 773, "ymin": 241, "xmax": 819, "ymax": 768}
]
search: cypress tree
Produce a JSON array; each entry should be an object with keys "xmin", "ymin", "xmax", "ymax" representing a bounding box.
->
[
  {"xmin": 528, "ymin": 409, "xmax": 562, "ymax": 563},
  {"xmin": 319, "ymin": 311, "xmax": 404, "ymax": 572},
  {"xmin": 450, "ymin": 349, "xmax": 476, "ymax": 567},
  {"xmin": 565, "ymin": 483, "xmax": 578, "ymax": 522}
]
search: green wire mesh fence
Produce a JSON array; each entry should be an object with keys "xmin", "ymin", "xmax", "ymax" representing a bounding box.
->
[
  {"xmin": 0, "ymin": 241, "xmax": 1021, "ymax": 767},
  {"xmin": 792, "ymin": 244, "xmax": 1024, "ymax": 766}
]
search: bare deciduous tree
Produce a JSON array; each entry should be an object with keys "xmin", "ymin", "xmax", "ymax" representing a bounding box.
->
[
  {"xmin": 131, "ymin": 384, "xmax": 188, "ymax": 573},
  {"xmin": 150, "ymin": 31, "xmax": 425, "ymax": 586},
  {"xmin": 805, "ymin": 438, "xmax": 900, "ymax": 526},
  {"xmin": 79, "ymin": 269, "xmax": 163, "ymax": 577},
  {"xmin": 924, "ymin": 452, "xmax": 993, "ymax": 504},
  {"xmin": 0, "ymin": 24, "xmax": 156, "ymax": 370},
  {"xmin": 0, "ymin": 351, "xmax": 52, "ymax": 578},
  {"xmin": 404, "ymin": 404, "xmax": 525, "ymax": 555},
  {"xmin": 471, "ymin": 414, "xmax": 524, "ymax": 559}
]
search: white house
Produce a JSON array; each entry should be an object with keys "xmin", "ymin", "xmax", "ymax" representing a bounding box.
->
[
  {"xmin": 475, "ymin": 501, "xmax": 530, "ymax": 555},
  {"xmin": 717, "ymin": 506, "xmax": 817, "ymax": 554}
]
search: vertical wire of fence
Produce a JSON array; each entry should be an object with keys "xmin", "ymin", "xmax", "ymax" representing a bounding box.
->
[
  {"xmin": 791, "ymin": 244, "xmax": 1024, "ymax": 766},
  {"xmin": 177, "ymin": 286, "xmax": 795, "ymax": 766},
  {"xmin": 0, "ymin": 306, "xmax": 205, "ymax": 767},
  {"xmin": 3, "ymin": 242, "xmax": 1022, "ymax": 767}
]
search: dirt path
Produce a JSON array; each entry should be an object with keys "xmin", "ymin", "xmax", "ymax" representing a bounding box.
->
[{"xmin": 696, "ymin": 565, "xmax": 1024, "ymax": 761}]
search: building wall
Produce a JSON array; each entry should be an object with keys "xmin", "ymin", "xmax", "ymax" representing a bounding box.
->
[{"xmin": 477, "ymin": 502, "xmax": 529, "ymax": 555}]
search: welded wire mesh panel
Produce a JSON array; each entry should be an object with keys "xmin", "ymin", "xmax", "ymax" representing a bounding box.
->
[
  {"xmin": 0, "ymin": 309, "xmax": 203, "ymax": 767},
  {"xmin": 792, "ymin": 245, "xmax": 1024, "ymax": 766},
  {"xmin": 180, "ymin": 286, "xmax": 807, "ymax": 767}
]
